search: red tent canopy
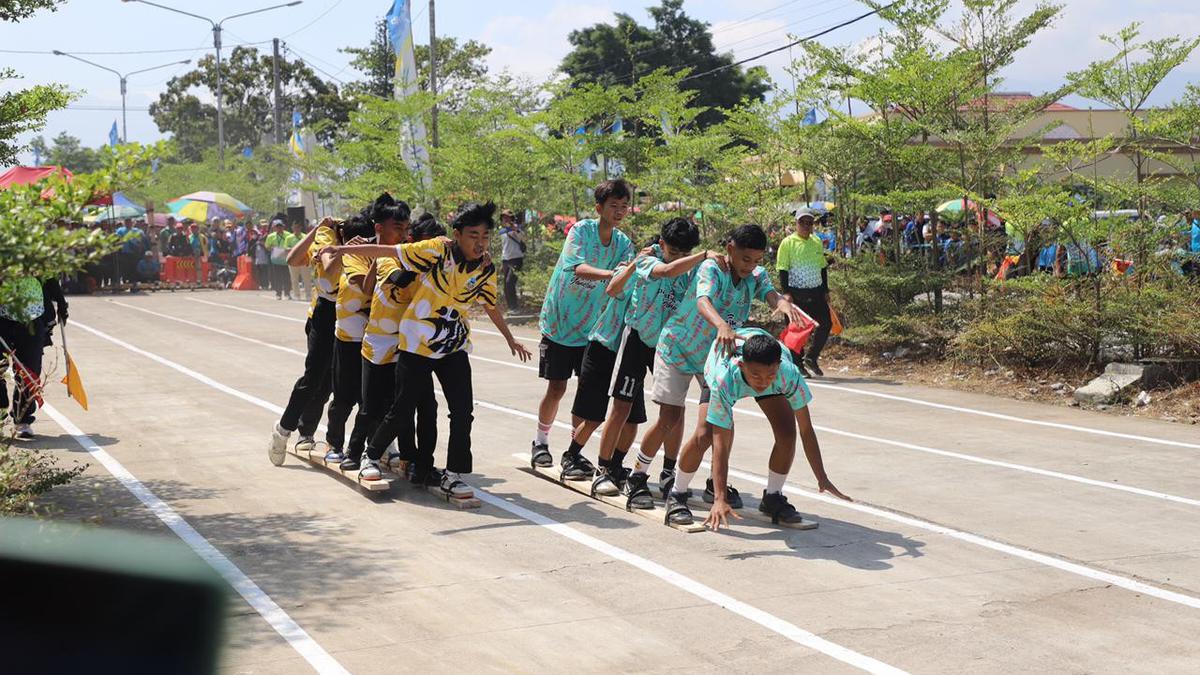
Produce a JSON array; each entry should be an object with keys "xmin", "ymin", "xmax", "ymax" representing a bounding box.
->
[{"xmin": 0, "ymin": 165, "xmax": 75, "ymax": 198}]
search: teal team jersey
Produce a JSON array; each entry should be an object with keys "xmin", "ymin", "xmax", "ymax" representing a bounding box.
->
[
  {"xmin": 624, "ymin": 246, "xmax": 697, "ymax": 349},
  {"xmin": 587, "ymin": 285, "xmax": 631, "ymax": 352},
  {"xmin": 658, "ymin": 259, "xmax": 775, "ymax": 375},
  {"xmin": 703, "ymin": 327, "xmax": 812, "ymax": 430},
  {"xmin": 539, "ymin": 219, "xmax": 634, "ymax": 347}
]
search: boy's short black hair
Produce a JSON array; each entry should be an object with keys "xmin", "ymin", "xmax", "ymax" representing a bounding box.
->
[
  {"xmin": 452, "ymin": 201, "xmax": 497, "ymax": 231},
  {"xmin": 742, "ymin": 334, "xmax": 782, "ymax": 366},
  {"xmin": 369, "ymin": 193, "xmax": 411, "ymax": 225},
  {"xmin": 727, "ymin": 224, "xmax": 768, "ymax": 251},
  {"xmin": 339, "ymin": 215, "xmax": 376, "ymax": 241},
  {"xmin": 593, "ymin": 179, "xmax": 632, "ymax": 205},
  {"xmin": 412, "ymin": 216, "xmax": 446, "ymax": 240},
  {"xmin": 660, "ymin": 217, "xmax": 700, "ymax": 251}
]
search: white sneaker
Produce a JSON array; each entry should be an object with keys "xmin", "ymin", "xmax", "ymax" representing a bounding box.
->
[
  {"xmin": 295, "ymin": 436, "xmax": 316, "ymax": 453},
  {"xmin": 591, "ymin": 470, "xmax": 619, "ymax": 497},
  {"xmin": 440, "ymin": 471, "xmax": 474, "ymax": 499},
  {"xmin": 14, "ymin": 424, "xmax": 34, "ymax": 441},
  {"xmin": 359, "ymin": 459, "xmax": 382, "ymax": 481},
  {"xmin": 268, "ymin": 423, "xmax": 290, "ymax": 466}
]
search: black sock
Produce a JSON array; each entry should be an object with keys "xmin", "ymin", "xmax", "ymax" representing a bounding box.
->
[
  {"xmin": 611, "ymin": 449, "xmax": 627, "ymax": 469},
  {"xmin": 662, "ymin": 456, "xmax": 677, "ymax": 473},
  {"xmin": 566, "ymin": 440, "xmax": 583, "ymax": 456}
]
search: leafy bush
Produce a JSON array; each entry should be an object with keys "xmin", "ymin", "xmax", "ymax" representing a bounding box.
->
[
  {"xmin": 829, "ymin": 254, "xmax": 951, "ymax": 327},
  {"xmin": 1, "ymin": 443, "xmax": 86, "ymax": 515},
  {"xmin": 839, "ymin": 309, "xmax": 955, "ymax": 354}
]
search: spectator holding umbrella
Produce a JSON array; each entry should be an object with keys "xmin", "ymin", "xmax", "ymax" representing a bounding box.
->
[{"xmin": 777, "ymin": 207, "xmax": 832, "ymax": 377}]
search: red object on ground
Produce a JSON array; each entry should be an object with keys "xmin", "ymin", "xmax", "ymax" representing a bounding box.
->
[
  {"xmin": 162, "ymin": 256, "xmax": 211, "ymax": 283},
  {"xmin": 0, "ymin": 165, "xmax": 75, "ymax": 198},
  {"xmin": 232, "ymin": 255, "xmax": 258, "ymax": 290},
  {"xmin": 781, "ymin": 315, "xmax": 818, "ymax": 354}
]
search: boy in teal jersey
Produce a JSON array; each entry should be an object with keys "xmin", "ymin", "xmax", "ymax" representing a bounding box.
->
[
  {"xmin": 637, "ymin": 224, "xmax": 808, "ymax": 507},
  {"xmin": 664, "ymin": 328, "xmax": 851, "ymax": 529},
  {"xmin": 564, "ymin": 218, "xmax": 723, "ymax": 493},
  {"xmin": 532, "ymin": 180, "xmax": 635, "ymax": 470}
]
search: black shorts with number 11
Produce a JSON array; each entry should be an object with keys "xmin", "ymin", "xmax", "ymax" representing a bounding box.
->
[{"xmin": 570, "ymin": 327, "xmax": 654, "ymax": 424}]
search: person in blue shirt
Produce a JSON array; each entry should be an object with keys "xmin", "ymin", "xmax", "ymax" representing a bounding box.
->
[
  {"xmin": 1190, "ymin": 211, "xmax": 1200, "ymax": 254},
  {"xmin": 664, "ymin": 328, "xmax": 851, "ymax": 529},
  {"xmin": 136, "ymin": 251, "xmax": 161, "ymax": 283}
]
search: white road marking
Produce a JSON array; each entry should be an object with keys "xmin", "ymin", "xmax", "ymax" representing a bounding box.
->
[
  {"xmin": 184, "ymin": 295, "xmax": 1200, "ymax": 450},
  {"xmin": 75, "ymin": 312, "xmax": 1200, "ymax": 615},
  {"xmin": 116, "ymin": 303, "xmax": 1200, "ymax": 510},
  {"xmin": 68, "ymin": 319, "xmax": 903, "ymax": 674},
  {"xmin": 43, "ymin": 404, "xmax": 349, "ymax": 675}
]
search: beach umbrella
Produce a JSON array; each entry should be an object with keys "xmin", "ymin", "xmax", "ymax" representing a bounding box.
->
[
  {"xmin": 82, "ymin": 203, "xmax": 146, "ymax": 223},
  {"xmin": 936, "ymin": 198, "xmax": 1002, "ymax": 227},
  {"xmin": 167, "ymin": 191, "xmax": 252, "ymax": 221},
  {"xmin": 805, "ymin": 201, "xmax": 836, "ymax": 213}
]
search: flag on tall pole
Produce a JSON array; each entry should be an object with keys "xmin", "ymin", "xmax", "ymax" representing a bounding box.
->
[
  {"xmin": 108, "ymin": 120, "xmax": 120, "ymax": 147},
  {"xmin": 386, "ymin": 0, "xmax": 432, "ymax": 192}
]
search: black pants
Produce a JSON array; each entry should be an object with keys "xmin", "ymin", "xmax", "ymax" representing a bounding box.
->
[
  {"xmin": 788, "ymin": 288, "xmax": 832, "ymax": 363},
  {"xmin": 355, "ymin": 359, "xmax": 397, "ymax": 462},
  {"xmin": 326, "ymin": 339, "xmax": 370, "ymax": 455},
  {"xmin": 279, "ymin": 298, "xmax": 335, "ymax": 436},
  {"xmin": 0, "ymin": 317, "xmax": 45, "ymax": 425},
  {"xmin": 369, "ymin": 351, "xmax": 471, "ymax": 473},
  {"xmin": 501, "ymin": 257, "xmax": 523, "ymax": 310},
  {"xmin": 270, "ymin": 264, "xmax": 291, "ymax": 297}
]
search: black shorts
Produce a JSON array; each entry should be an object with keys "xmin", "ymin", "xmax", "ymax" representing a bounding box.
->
[
  {"xmin": 611, "ymin": 327, "xmax": 655, "ymax": 403},
  {"xmin": 538, "ymin": 335, "xmax": 585, "ymax": 381},
  {"xmin": 571, "ymin": 339, "xmax": 648, "ymax": 425}
]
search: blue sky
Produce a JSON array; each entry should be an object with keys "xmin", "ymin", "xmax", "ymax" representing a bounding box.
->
[{"xmin": 2, "ymin": 0, "xmax": 1198, "ymax": 167}]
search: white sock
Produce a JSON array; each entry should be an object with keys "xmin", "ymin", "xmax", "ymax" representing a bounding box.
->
[
  {"xmin": 535, "ymin": 422, "xmax": 551, "ymax": 446},
  {"xmin": 633, "ymin": 451, "xmax": 654, "ymax": 474},
  {"xmin": 672, "ymin": 468, "xmax": 696, "ymax": 495},
  {"xmin": 767, "ymin": 470, "xmax": 787, "ymax": 495}
]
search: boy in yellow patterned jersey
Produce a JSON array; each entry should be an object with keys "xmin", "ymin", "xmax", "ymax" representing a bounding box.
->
[
  {"xmin": 322, "ymin": 213, "xmax": 388, "ymax": 465},
  {"xmin": 329, "ymin": 202, "xmax": 533, "ymax": 497},
  {"xmin": 267, "ymin": 216, "xmax": 341, "ymax": 465}
]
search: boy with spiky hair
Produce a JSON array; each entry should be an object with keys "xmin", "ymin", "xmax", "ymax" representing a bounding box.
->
[
  {"xmin": 532, "ymin": 179, "xmax": 636, "ymax": 476},
  {"xmin": 664, "ymin": 328, "xmax": 851, "ymax": 530},
  {"xmin": 329, "ymin": 202, "xmax": 532, "ymax": 498},
  {"xmin": 635, "ymin": 224, "xmax": 809, "ymax": 506},
  {"xmin": 569, "ymin": 217, "xmax": 721, "ymax": 498}
]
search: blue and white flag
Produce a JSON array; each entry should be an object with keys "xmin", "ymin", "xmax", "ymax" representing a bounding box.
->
[
  {"xmin": 108, "ymin": 120, "xmax": 119, "ymax": 146},
  {"xmin": 801, "ymin": 108, "xmax": 818, "ymax": 126},
  {"xmin": 611, "ymin": 115, "xmax": 624, "ymax": 134},
  {"xmin": 386, "ymin": 0, "xmax": 432, "ymax": 192},
  {"xmin": 32, "ymin": 145, "xmax": 41, "ymax": 167}
]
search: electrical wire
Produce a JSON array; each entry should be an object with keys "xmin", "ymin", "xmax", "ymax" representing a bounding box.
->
[{"xmin": 280, "ymin": 0, "xmax": 345, "ymax": 40}]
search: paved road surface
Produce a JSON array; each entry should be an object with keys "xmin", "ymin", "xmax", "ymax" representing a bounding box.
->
[{"xmin": 23, "ymin": 291, "xmax": 1200, "ymax": 673}]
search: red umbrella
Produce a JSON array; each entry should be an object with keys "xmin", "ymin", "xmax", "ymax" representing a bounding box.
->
[{"xmin": 0, "ymin": 165, "xmax": 75, "ymax": 199}]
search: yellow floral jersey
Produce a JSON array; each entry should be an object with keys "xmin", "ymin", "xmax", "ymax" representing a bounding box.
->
[
  {"xmin": 334, "ymin": 254, "xmax": 372, "ymax": 343},
  {"xmin": 307, "ymin": 224, "xmax": 340, "ymax": 318},
  {"xmin": 394, "ymin": 239, "xmax": 498, "ymax": 359},
  {"xmin": 361, "ymin": 257, "xmax": 418, "ymax": 365}
]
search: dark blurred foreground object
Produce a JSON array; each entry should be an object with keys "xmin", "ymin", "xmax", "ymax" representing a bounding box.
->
[{"xmin": 0, "ymin": 518, "xmax": 227, "ymax": 674}]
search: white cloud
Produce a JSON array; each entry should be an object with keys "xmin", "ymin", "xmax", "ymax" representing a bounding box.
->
[{"xmin": 481, "ymin": 2, "xmax": 617, "ymax": 80}]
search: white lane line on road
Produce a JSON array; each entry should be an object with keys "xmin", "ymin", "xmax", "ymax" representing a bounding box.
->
[
  {"xmin": 68, "ymin": 321, "xmax": 904, "ymax": 674},
  {"xmin": 76, "ymin": 311, "xmax": 1200, "ymax": 615},
  {"xmin": 802, "ymin": 382, "xmax": 1200, "ymax": 451},
  {"xmin": 185, "ymin": 296, "xmax": 1200, "ymax": 451},
  {"xmin": 126, "ymin": 303, "xmax": 1200, "ymax": 510},
  {"xmin": 43, "ymin": 404, "xmax": 349, "ymax": 675}
]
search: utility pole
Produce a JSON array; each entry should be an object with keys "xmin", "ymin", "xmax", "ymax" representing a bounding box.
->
[
  {"xmin": 213, "ymin": 23, "xmax": 225, "ymax": 169},
  {"xmin": 428, "ymin": 0, "xmax": 439, "ymax": 148},
  {"xmin": 272, "ymin": 38, "xmax": 283, "ymax": 144}
]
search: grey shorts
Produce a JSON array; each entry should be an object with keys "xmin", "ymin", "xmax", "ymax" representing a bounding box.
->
[{"xmin": 651, "ymin": 348, "xmax": 707, "ymax": 407}]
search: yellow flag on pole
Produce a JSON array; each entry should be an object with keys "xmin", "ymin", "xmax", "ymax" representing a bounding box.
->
[{"xmin": 59, "ymin": 323, "xmax": 88, "ymax": 410}]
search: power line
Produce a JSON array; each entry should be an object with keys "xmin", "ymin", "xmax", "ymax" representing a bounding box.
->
[
  {"xmin": 713, "ymin": 0, "xmax": 853, "ymax": 52},
  {"xmin": 0, "ymin": 41, "xmax": 270, "ymax": 56},
  {"xmin": 679, "ymin": 1, "xmax": 899, "ymax": 84},
  {"xmin": 280, "ymin": 0, "xmax": 345, "ymax": 40}
]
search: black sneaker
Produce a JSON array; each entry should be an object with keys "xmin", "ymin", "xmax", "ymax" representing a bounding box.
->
[
  {"xmin": 758, "ymin": 491, "xmax": 811, "ymax": 527},
  {"xmin": 530, "ymin": 442, "xmax": 553, "ymax": 468},
  {"xmin": 657, "ymin": 469, "xmax": 675, "ymax": 499},
  {"xmin": 664, "ymin": 491, "xmax": 694, "ymax": 526},
  {"xmin": 625, "ymin": 471, "xmax": 655, "ymax": 510},
  {"xmin": 339, "ymin": 456, "xmax": 361, "ymax": 471},
  {"xmin": 703, "ymin": 478, "xmax": 743, "ymax": 509},
  {"xmin": 560, "ymin": 451, "xmax": 596, "ymax": 481},
  {"xmin": 804, "ymin": 357, "xmax": 824, "ymax": 377},
  {"xmin": 412, "ymin": 465, "xmax": 440, "ymax": 487}
]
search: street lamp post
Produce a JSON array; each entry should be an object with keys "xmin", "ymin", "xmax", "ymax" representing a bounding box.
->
[
  {"xmin": 121, "ymin": 0, "xmax": 303, "ymax": 169},
  {"xmin": 52, "ymin": 51, "xmax": 190, "ymax": 143}
]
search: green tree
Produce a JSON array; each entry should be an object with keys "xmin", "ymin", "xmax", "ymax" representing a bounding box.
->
[
  {"xmin": 559, "ymin": 0, "xmax": 769, "ymax": 129},
  {"xmin": 125, "ymin": 145, "xmax": 291, "ymax": 216},
  {"xmin": 0, "ymin": 0, "xmax": 72, "ymax": 165},
  {"xmin": 27, "ymin": 132, "xmax": 104, "ymax": 173},
  {"xmin": 150, "ymin": 46, "xmax": 353, "ymax": 161},
  {"xmin": 342, "ymin": 19, "xmax": 492, "ymax": 111}
]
